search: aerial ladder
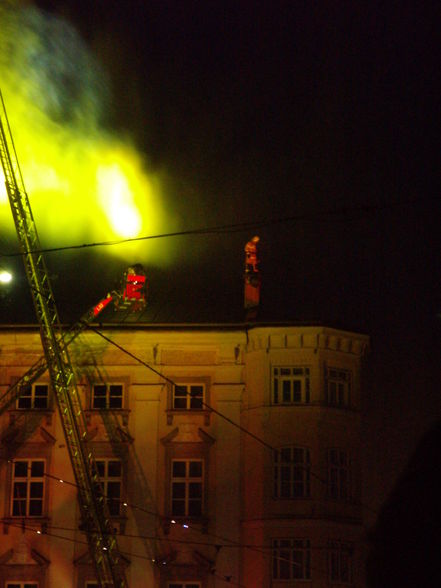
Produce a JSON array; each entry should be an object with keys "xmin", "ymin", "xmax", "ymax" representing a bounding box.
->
[
  {"xmin": 0, "ymin": 269, "xmax": 146, "ymax": 416},
  {"xmin": 0, "ymin": 89, "xmax": 135, "ymax": 587}
]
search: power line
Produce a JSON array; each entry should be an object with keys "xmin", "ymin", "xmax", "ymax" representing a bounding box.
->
[
  {"xmin": 0, "ymin": 313, "xmax": 377, "ymax": 534},
  {"xmin": 0, "ymin": 306, "xmax": 375, "ymax": 582},
  {"xmin": 87, "ymin": 324, "xmax": 377, "ymax": 516},
  {"xmin": 0, "ymin": 196, "xmax": 432, "ymax": 258},
  {"xmin": 7, "ymin": 519, "xmax": 251, "ymax": 586},
  {"xmin": 1, "ymin": 457, "xmax": 367, "ymax": 555},
  {"xmin": 1, "ymin": 518, "xmax": 341, "ymax": 586}
]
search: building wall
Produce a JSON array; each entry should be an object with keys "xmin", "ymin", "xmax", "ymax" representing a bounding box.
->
[
  {"xmin": 0, "ymin": 324, "xmax": 368, "ymax": 588},
  {"xmin": 241, "ymin": 327, "xmax": 368, "ymax": 587}
]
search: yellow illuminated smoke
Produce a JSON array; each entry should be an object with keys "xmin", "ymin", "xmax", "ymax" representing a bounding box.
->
[
  {"xmin": 97, "ymin": 164, "xmax": 141, "ymax": 238},
  {"xmin": 0, "ymin": 1, "xmax": 171, "ymax": 264}
]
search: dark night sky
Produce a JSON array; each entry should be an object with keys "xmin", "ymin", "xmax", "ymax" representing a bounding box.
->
[{"xmin": 2, "ymin": 1, "xmax": 440, "ymax": 522}]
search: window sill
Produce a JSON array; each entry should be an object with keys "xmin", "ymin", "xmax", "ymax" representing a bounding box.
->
[
  {"xmin": 272, "ymin": 580, "xmax": 312, "ymax": 585},
  {"xmin": 85, "ymin": 408, "xmax": 130, "ymax": 427},
  {"xmin": 166, "ymin": 409, "xmax": 211, "ymax": 426},
  {"xmin": 162, "ymin": 515, "xmax": 209, "ymax": 534},
  {"xmin": 271, "ymin": 401, "xmax": 311, "ymax": 407},
  {"xmin": 272, "ymin": 495, "xmax": 313, "ymax": 501},
  {"xmin": 106, "ymin": 515, "xmax": 128, "ymax": 535},
  {"xmin": 3, "ymin": 516, "xmax": 50, "ymax": 534},
  {"xmin": 325, "ymin": 496, "xmax": 354, "ymax": 504},
  {"xmin": 8, "ymin": 409, "xmax": 54, "ymax": 426}
]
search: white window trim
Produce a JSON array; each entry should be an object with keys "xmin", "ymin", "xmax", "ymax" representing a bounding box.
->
[
  {"xmin": 10, "ymin": 459, "xmax": 45, "ymax": 518},
  {"xmin": 171, "ymin": 459, "xmax": 204, "ymax": 518},
  {"xmin": 91, "ymin": 383, "xmax": 124, "ymax": 410},
  {"xmin": 95, "ymin": 458, "xmax": 123, "ymax": 517},
  {"xmin": 273, "ymin": 446, "xmax": 311, "ymax": 499},
  {"xmin": 326, "ymin": 367, "xmax": 352, "ymax": 407},
  {"xmin": 327, "ymin": 449, "xmax": 351, "ymax": 501},
  {"xmin": 167, "ymin": 583, "xmax": 202, "ymax": 588},
  {"xmin": 272, "ymin": 366, "xmax": 311, "ymax": 405},
  {"xmin": 172, "ymin": 383, "xmax": 205, "ymax": 410},
  {"xmin": 6, "ymin": 584, "xmax": 39, "ymax": 588},
  {"xmin": 272, "ymin": 538, "xmax": 311, "ymax": 580},
  {"xmin": 328, "ymin": 540, "xmax": 353, "ymax": 584},
  {"xmin": 16, "ymin": 383, "xmax": 49, "ymax": 410}
]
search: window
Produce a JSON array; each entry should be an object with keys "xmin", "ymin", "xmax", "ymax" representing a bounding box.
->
[
  {"xmin": 11, "ymin": 460, "xmax": 45, "ymax": 517},
  {"xmin": 172, "ymin": 384, "xmax": 204, "ymax": 410},
  {"xmin": 96, "ymin": 459, "xmax": 122, "ymax": 516},
  {"xmin": 6, "ymin": 584, "xmax": 38, "ymax": 588},
  {"xmin": 171, "ymin": 459, "xmax": 203, "ymax": 517},
  {"xmin": 17, "ymin": 384, "xmax": 49, "ymax": 410},
  {"xmin": 328, "ymin": 449, "xmax": 351, "ymax": 501},
  {"xmin": 328, "ymin": 541, "xmax": 353, "ymax": 584},
  {"xmin": 273, "ymin": 367, "xmax": 310, "ymax": 404},
  {"xmin": 92, "ymin": 384, "xmax": 123, "ymax": 409},
  {"xmin": 274, "ymin": 447, "xmax": 311, "ymax": 498},
  {"xmin": 326, "ymin": 368, "xmax": 351, "ymax": 407},
  {"xmin": 272, "ymin": 538, "xmax": 311, "ymax": 580}
]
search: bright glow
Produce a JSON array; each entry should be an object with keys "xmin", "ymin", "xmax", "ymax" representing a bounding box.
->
[
  {"xmin": 0, "ymin": 270, "xmax": 12, "ymax": 283},
  {"xmin": 0, "ymin": 4, "xmax": 175, "ymax": 266},
  {"xmin": 97, "ymin": 164, "xmax": 141, "ymax": 237}
]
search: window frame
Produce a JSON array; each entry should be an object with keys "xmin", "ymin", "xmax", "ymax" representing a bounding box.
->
[
  {"xmin": 272, "ymin": 538, "xmax": 311, "ymax": 581},
  {"xmin": 168, "ymin": 583, "xmax": 202, "ymax": 588},
  {"xmin": 166, "ymin": 377, "xmax": 211, "ymax": 425},
  {"xmin": 328, "ymin": 540, "xmax": 353, "ymax": 584},
  {"xmin": 91, "ymin": 383, "xmax": 124, "ymax": 410},
  {"xmin": 10, "ymin": 459, "xmax": 46, "ymax": 518},
  {"xmin": 95, "ymin": 458, "xmax": 123, "ymax": 517},
  {"xmin": 172, "ymin": 383, "xmax": 205, "ymax": 411},
  {"xmin": 272, "ymin": 366, "xmax": 311, "ymax": 405},
  {"xmin": 88, "ymin": 444, "xmax": 128, "ymax": 532},
  {"xmin": 327, "ymin": 449, "xmax": 351, "ymax": 501},
  {"xmin": 161, "ymin": 433, "xmax": 213, "ymax": 527},
  {"xmin": 6, "ymin": 583, "xmax": 39, "ymax": 588},
  {"xmin": 273, "ymin": 446, "xmax": 311, "ymax": 499},
  {"xmin": 16, "ymin": 383, "xmax": 49, "ymax": 410},
  {"xmin": 170, "ymin": 459, "xmax": 204, "ymax": 518},
  {"xmin": 326, "ymin": 367, "xmax": 352, "ymax": 407}
]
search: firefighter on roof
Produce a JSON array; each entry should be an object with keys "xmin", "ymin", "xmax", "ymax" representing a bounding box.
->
[
  {"xmin": 244, "ymin": 236, "xmax": 261, "ymax": 316},
  {"xmin": 118, "ymin": 264, "xmax": 147, "ymax": 310},
  {"xmin": 245, "ymin": 235, "xmax": 260, "ymax": 273}
]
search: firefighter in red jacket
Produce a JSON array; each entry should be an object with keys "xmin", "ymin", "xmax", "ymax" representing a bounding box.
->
[
  {"xmin": 244, "ymin": 236, "xmax": 261, "ymax": 315},
  {"xmin": 245, "ymin": 235, "xmax": 260, "ymax": 273},
  {"xmin": 119, "ymin": 264, "xmax": 147, "ymax": 310}
]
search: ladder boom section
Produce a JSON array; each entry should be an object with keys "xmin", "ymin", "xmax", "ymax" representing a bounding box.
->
[
  {"xmin": 0, "ymin": 91, "xmax": 126, "ymax": 588},
  {"xmin": 0, "ymin": 293, "xmax": 114, "ymax": 416}
]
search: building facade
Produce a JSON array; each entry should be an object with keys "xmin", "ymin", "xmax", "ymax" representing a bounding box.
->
[{"xmin": 0, "ymin": 323, "xmax": 369, "ymax": 588}]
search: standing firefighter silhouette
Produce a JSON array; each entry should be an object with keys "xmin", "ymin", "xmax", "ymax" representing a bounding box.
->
[
  {"xmin": 244, "ymin": 236, "xmax": 261, "ymax": 319},
  {"xmin": 116, "ymin": 263, "xmax": 147, "ymax": 311}
]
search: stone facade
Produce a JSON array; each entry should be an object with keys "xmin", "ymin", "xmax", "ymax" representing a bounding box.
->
[{"xmin": 0, "ymin": 324, "xmax": 369, "ymax": 587}]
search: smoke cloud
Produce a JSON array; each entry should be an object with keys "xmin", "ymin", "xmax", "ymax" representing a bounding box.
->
[{"xmin": 0, "ymin": 1, "xmax": 171, "ymax": 264}]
